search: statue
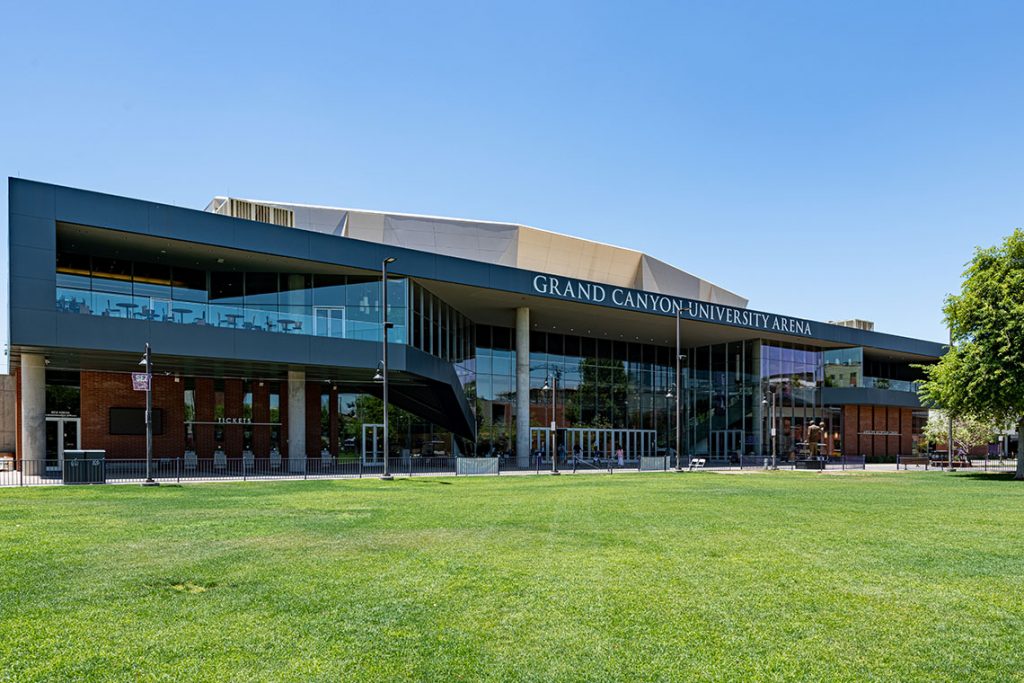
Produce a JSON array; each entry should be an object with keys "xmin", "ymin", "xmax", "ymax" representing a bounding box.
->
[{"xmin": 807, "ymin": 421, "xmax": 823, "ymax": 457}]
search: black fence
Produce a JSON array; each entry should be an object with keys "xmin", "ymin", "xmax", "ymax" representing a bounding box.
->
[{"xmin": 16, "ymin": 452, "xmax": 1015, "ymax": 488}]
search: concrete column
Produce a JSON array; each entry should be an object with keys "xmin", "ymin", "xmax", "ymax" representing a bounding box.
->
[
  {"xmin": 288, "ymin": 368, "xmax": 306, "ymax": 472},
  {"xmin": 20, "ymin": 353, "xmax": 46, "ymax": 476},
  {"xmin": 515, "ymin": 307, "xmax": 531, "ymax": 467}
]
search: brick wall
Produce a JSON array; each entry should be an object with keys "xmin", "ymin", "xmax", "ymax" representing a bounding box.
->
[
  {"xmin": 194, "ymin": 378, "xmax": 214, "ymax": 457},
  {"xmin": 842, "ymin": 404, "xmax": 917, "ymax": 459},
  {"xmin": 80, "ymin": 371, "xmax": 185, "ymax": 459},
  {"xmin": 900, "ymin": 408, "xmax": 913, "ymax": 454},
  {"xmin": 224, "ymin": 379, "xmax": 243, "ymax": 457},
  {"xmin": 252, "ymin": 381, "xmax": 270, "ymax": 457}
]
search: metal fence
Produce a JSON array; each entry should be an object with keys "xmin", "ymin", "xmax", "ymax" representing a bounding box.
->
[
  {"xmin": 13, "ymin": 452, "xmax": 1017, "ymax": 488},
  {"xmin": 1, "ymin": 457, "xmax": 464, "ymax": 487}
]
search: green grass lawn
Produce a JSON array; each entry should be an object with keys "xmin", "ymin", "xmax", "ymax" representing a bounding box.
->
[{"xmin": 2, "ymin": 471, "xmax": 1024, "ymax": 682}]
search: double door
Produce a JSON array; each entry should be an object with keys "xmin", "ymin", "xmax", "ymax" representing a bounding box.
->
[
  {"xmin": 45, "ymin": 417, "xmax": 80, "ymax": 472},
  {"xmin": 710, "ymin": 429, "xmax": 742, "ymax": 460},
  {"xmin": 361, "ymin": 423, "xmax": 385, "ymax": 464}
]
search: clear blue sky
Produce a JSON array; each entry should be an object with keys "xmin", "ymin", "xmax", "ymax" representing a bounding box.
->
[{"xmin": 3, "ymin": 1, "xmax": 1022, "ymax": 343}]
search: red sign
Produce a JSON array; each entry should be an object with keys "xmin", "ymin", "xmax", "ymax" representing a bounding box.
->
[{"xmin": 132, "ymin": 373, "xmax": 151, "ymax": 391}]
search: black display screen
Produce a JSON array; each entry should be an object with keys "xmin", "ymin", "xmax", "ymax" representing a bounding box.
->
[{"xmin": 109, "ymin": 408, "xmax": 165, "ymax": 436}]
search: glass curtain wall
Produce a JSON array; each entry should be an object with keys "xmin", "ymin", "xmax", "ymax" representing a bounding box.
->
[
  {"xmin": 335, "ymin": 392, "xmax": 456, "ymax": 459},
  {"xmin": 55, "ymin": 249, "xmax": 408, "ymax": 343},
  {"xmin": 473, "ymin": 325, "xmax": 675, "ymax": 457},
  {"xmin": 756, "ymin": 342, "xmax": 839, "ymax": 461},
  {"xmin": 409, "ymin": 282, "xmax": 474, "ymax": 363},
  {"xmin": 682, "ymin": 340, "xmax": 760, "ymax": 461}
]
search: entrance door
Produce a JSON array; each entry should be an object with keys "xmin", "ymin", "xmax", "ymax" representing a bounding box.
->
[
  {"xmin": 45, "ymin": 418, "xmax": 80, "ymax": 472},
  {"xmin": 710, "ymin": 429, "xmax": 742, "ymax": 460},
  {"xmin": 361, "ymin": 423, "xmax": 384, "ymax": 464}
]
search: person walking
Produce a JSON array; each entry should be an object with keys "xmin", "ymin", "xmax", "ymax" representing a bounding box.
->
[{"xmin": 616, "ymin": 444, "xmax": 624, "ymax": 467}]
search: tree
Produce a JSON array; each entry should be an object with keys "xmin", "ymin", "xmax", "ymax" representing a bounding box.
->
[
  {"xmin": 918, "ymin": 229, "xmax": 1024, "ymax": 479},
  {"xmin": 920, "ymin": 411, "xmax": 998, "ymax": 456}
]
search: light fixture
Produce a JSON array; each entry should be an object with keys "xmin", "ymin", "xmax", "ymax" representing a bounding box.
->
[
  {"xmin": 373, "ymin": 362, "xmax": 384, "ymax": 382},
  {"xmin": 542, "ymin": 380, "xmax": 550, "ymax": 391}
]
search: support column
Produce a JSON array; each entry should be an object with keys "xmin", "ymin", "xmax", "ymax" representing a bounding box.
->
[
  {"xmin": 20, "ymin": 353, "xmax": 45, "ymax": 476},
  {"xmin": 515, "ymin": 307, "xmax": 531, "ymax": 467},
  {"xmin": 288, "ymin": 368, "xmax": 306, "ymax": 472}
]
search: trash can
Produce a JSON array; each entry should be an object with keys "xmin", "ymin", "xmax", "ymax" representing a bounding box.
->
[{"xmin": 63, "ymin": 450, "xmax": 106, "ymax": 484}]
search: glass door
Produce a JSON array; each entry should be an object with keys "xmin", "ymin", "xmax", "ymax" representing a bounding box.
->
[
  {"xmin": 361, "ymin": 423, "xmax": 384, "ymax": 464},
  {"xmin": 45, "ymin": 418, "xmax": 81, "ymax": 472}
]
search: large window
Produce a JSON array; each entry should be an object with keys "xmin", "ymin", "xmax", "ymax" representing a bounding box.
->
[
  {"xmin": 409, "ymin": 282, "xmax": 472, "ymax": 362},
  {"xmin": 54, "ymin": 247, "xmax": 408, "ymax": 343}
]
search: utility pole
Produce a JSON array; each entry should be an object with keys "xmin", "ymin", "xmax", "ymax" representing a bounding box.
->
[
  {"xmin": 381, "ymin": 256, "xmax": 397, "ymax": 480},
  {"xmin": 948, "ymin": 326, "xmax": 954, "ymax": 470}
]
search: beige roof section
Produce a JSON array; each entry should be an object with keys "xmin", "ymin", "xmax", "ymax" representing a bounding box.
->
[{"xmin": 206, "ymin": 196, "xmax": 748, "ymax": 307}]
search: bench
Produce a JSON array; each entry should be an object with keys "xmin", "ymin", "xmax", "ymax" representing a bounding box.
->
[
  {"xmin": 688, "ymin": 458, "xmax": 706, "ymax": 471},
  {"xmin": 898, "ymin": 456, "xmax": 931, "ymax": 469}
]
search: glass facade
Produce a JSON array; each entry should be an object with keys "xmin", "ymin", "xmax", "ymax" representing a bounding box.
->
[
  {"xmin": 825, "ymin": 347, "xmax": 923, "ymax": 393},
  {"xmin": 470, "ymin": 328, "xmax": 922, "ymax": 461},
  {"xmin": 754, "ymin": 342, "xmax": 829, "ymax": 460},
  {"xmin": 410, "ymin": 282, "xmax": 474, "ymax": 363},
  {"xmin": 335, "ymin": 393, "xmax": 456, "ymax": 459},
  {"xmin": 55, "ymin": 249, "xmax": 408, "ymax": 343},
  {"xmin": 50, "ymin": 242, "xmax": 927, "ymax": 461},
  {"xmin": 471, "ymin": 325, "xmax": 675, "ymax": 456}
]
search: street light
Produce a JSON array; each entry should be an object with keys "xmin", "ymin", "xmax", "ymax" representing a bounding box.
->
[
  {"xmin": 139, "ymin": 343, "xmax": 157, "ymax": 486},
  {"xmin": 379, "ymin": 256, "xmax": 397, "ymax": 480},
  {"xmin": 673, "ymin": 307, "xmax": 688, "ymax": 471},
  {"xmin": 948, "ymin": 325, "xmax": 954, "ymax": 471}
]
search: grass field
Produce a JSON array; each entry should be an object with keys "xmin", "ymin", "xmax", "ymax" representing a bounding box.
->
[{"xmin": 2, "ymin": 471, "xmax": 1024, "ymax": 682}]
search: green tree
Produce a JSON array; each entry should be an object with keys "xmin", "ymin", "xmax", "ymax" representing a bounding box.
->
[
  {"xmin": 918, "ymin": 229, "xmax": 1024, "ymax": 479},
  {"xmin": 921, "ymin": 411, "xmax": 999, "ymax": 456}
]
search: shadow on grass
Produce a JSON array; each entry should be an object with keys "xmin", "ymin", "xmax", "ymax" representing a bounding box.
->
[
  {"xmin": 398, "ymin": 479, "xmax": 452, "ymax": 485},
  {"xmin": 950, "ymin": 471, "xmax": 1020, "ymax": 482}
]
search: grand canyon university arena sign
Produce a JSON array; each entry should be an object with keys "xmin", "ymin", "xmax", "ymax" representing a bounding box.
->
[{"xmin": 532, "ymin": 274, "xmax": 814, "ymax": 337}]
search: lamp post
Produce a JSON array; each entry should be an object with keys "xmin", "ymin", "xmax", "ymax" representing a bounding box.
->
[
  {"xmin": 947, "ymin": 325, "xmax": 954, "ymax": 470},
  {"xmin": 380, "ymin": 256, "xmax": 397, "ymax": 480},
  {"xmin": 139, "ymin": 343, "xmax": 157, "ymax": 486},
  {"xmin": 542, "ymin": 373, "xmax": 559, "ymax": 474},
  {"xmin": 672, "ymin": 309, "xmax": 688, "ymax": 471}
]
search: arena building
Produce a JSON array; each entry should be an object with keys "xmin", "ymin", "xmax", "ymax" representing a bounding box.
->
[{"xmin": 0, "ymin": 179, "xmax": 945, "ymax": 474}]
